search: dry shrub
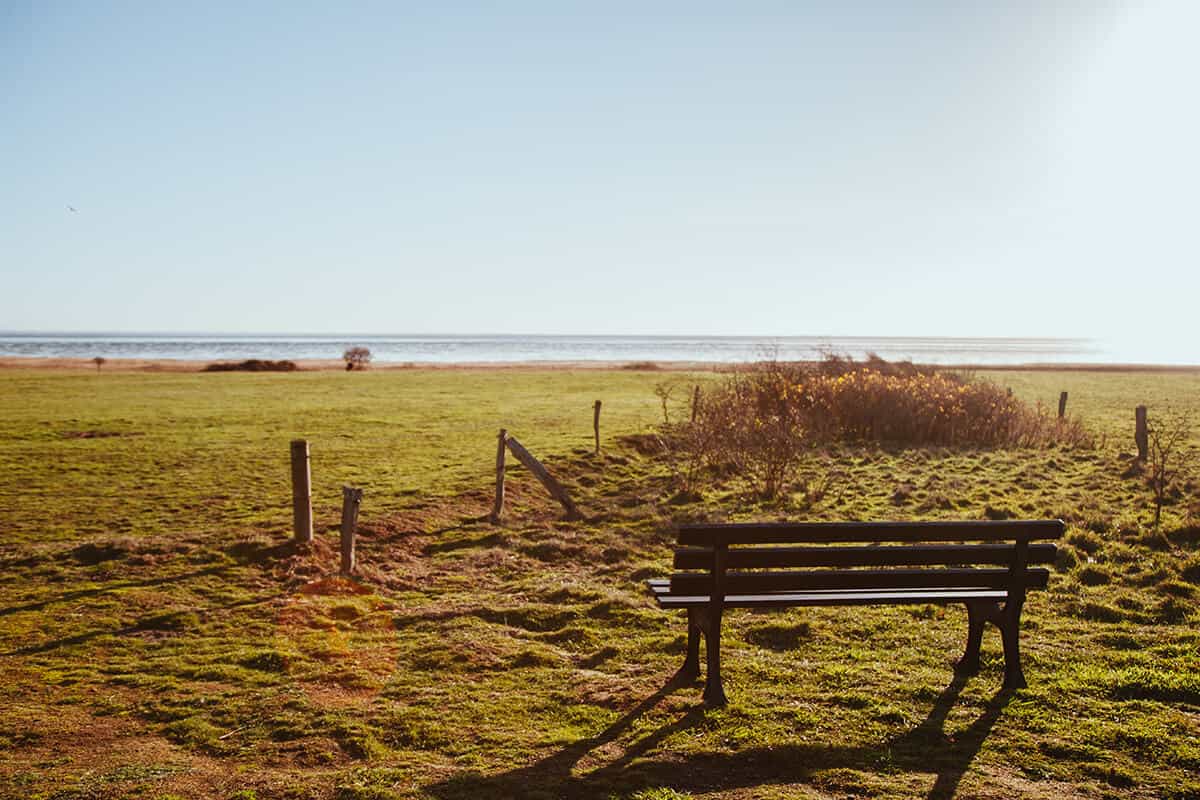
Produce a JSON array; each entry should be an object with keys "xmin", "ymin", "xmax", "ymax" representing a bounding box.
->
[
  {"xmin": 703, "ymin": 363, "xmax": 808, "ymax": 498},
  {"xmin": 1145, "ymin": 408, "xmax": 1194, "ymax": 527},
  {"xmin": 657, "ymin": 421, "xmax": 716, "ymax": 497},
  {"xmin": 658, "ymin": 361, "xmax": 808, "ymax": 498},
  {"xmin": 805, "ymin": 366, "xmax": 1091, "ymax": 447},
  {"xmin": 203, "ymin": 359, "xmax": 298, "ymax": 372},
  {"xmin": 659, "ymin": 355, "xmax": 1093, "ymax": 498}
]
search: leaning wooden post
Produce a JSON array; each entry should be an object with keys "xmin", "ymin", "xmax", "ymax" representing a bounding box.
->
[
  {"xmin": 691, "ymin": 385, "xmax": 701, "ymax": 423},
  {"xmin": 289, "ymin": 439, "xmax": 313, "ymax": 544},
  {"xmin": 593, "ymin": 401, "xmax": 602, "ymax": 455},
  {"xmin": 1058, "ymin": 391, "xmax": 1068, "ymax": 419},
  {"xmin": 505, "ymin": 435, "xmax": 582, "ymax": 520},
  {"xmin": 489, "ymin": 429, "xmax": 507, "ymax": 523},
  {"xmin": 1135, "ymin": 406, "xmax": 1149, "ymax": 461},
  {"xmin": 340, "ymin": 486, "xmax": 363, "ymax": 575}
]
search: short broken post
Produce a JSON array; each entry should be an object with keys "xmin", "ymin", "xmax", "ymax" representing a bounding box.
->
[
  {"xmin": 489, "ymin": 429, "xmax": 507, "ymax": 523},
  {"xmin": 593, "ymin": 400, "xmax": 602, "ymax": 455},
  {"xmin": 290, "ymin": 439, "xmax": 313, "ymax": 544},
  {"xmin": 1135, "ymin": 406, "xmax": 1149, "ymax": 461},
  {"xmin": 505, "ymin": 435, "xmax": 582, "ymax": 520},
  {"xmin": 340, "ymin": 486, "xmax": 363, "ymax": 575},
  {"xmin": 1058, "ymin": 391, "xmax": 1068, "ymax": 419},
  {"xmin": 691, "ymin": 385, "xmax": 701, "ymax": 422}
]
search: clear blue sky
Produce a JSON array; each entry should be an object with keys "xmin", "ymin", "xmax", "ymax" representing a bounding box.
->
[{"xmin": 2, "ymin": 2, "xmax": 1196, "ymax": 358}]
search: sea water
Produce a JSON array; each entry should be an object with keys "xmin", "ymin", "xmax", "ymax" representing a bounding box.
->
[{"xmin": 0, "ymin": 333, "xmax": 1108, "ymax": 364}]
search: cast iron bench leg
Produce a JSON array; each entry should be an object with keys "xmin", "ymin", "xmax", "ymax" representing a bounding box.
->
[
  {"xmin": 957, "ymin": 600, "xmax": 989, "ymax": 674},
  {"xmin": 702, "ymin": 608, "xmax": 727, "ymax": 707},
  {"xmin": 1000, "ymin": 597, "xmax": 1027, "ymax": 690},
  {"xmin": 678, "ymin": 608, "xmax": 701, "ymax": 680}
]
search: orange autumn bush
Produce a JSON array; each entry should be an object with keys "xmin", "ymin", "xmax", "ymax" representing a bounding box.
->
[
  {"xmin": 804, "ymin": 368, "xmax": 1082, "ymax": 447},
  {"xmin": 664, "ymin": 355, "xmax": 1092, "ymax": 497}
]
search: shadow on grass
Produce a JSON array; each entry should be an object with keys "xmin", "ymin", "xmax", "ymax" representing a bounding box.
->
[
  {"xmin": 4, "ymin": 592, "xmax": 281, "ymax": 656},
  {"xmin": 425, "ymin": 672, "xmax": 1014, "ymax": 800},
  {"xmin": 423, "ymin": 529, "xmax": 506, "ymax": 555},
  {"xmin": 0, "ymin": 564, "xmax": 232, "ymax": 618},
  {"xmin": 1, "ymin": 536, "xmax": 308, "ymax": 619}
]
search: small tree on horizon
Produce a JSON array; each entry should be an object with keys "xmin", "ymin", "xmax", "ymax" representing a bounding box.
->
[
  {"xmin": 343, "ymin": 347, "xmax": 372, "ymax": 371},
  {"xmin": 93, "ymin": 356, "xmax": 106, "ymax": 373}
]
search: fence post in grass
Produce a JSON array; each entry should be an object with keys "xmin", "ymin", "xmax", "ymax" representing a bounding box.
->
[
  {"xmin": 593, "ymin": 400, "xmax": 602, "ymax": 455},
  {"xmin": 505, "ymin": 435, "xmax": 582, "ymax": 520},
  {"xmin": 1135, "ymin": 406, "xmax": 1149, "ymax": 461},
  {"xmin": 1058, "ymin": 391, "xmax": 1068, "ymax": 419},
  {"xmin": 692, "ymin": 385, "xmax": 701, "ymax": 422},
  {"xmin": 489, "ymin": 429, "xmax": 507, "ymax": 523},
  {"xmin": 289, "ymin": 439, "xmax": 313, "ymax": 544},
  {"xmin": 340, "ymin": 486, "xmax": 363, "ymax": 575}
]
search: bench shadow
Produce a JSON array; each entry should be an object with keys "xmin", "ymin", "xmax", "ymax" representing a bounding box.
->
[
  {"xmin": 423, "ymin": 672, "xmax": 1014, "ymax": 800},
  {"xmin": 889, "ymin": 672, "xmax": 1015, "ymax": 800}
]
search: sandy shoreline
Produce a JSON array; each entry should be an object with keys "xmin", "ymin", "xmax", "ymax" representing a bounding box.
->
[{"xmin": 2, "ymin": 356, "xmax": 1199, "ymax": 373}]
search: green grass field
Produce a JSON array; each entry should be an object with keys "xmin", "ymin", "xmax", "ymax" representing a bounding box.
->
[{"xmin": 1, "ymin": 367, "xmax": 1198, "ymax": 800}]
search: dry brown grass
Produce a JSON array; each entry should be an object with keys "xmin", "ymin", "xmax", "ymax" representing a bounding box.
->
[{"xmin": 663, "ymin": 356, "xmax": 1095, "ymax": 497}]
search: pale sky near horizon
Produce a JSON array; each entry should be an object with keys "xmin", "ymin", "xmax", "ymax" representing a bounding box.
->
[{"xmin": 2, "ymin": 2, "xmax": 1197, "ymax": 360}]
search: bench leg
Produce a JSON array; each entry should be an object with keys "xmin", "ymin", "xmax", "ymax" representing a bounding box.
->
[
  {"xmin": 1000, "ymin": 597, "xmax": 1027, "ymax": 691},
  {"xmin": 957, "ymin": 601, "xmax": 990, "ymax": 674},
  {"xmin": 702, "ymin": 608, "xmax": 727, "ymax": 707},
  {"xmin": 677, "ymin": 608, "xmax": 701, "ymax": 681}
]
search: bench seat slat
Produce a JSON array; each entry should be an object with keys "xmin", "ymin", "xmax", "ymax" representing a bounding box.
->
[
  {"xmin": 669, "ymin": 567, "xmax": 1049, "ymax": 594},
  {"xmin": 673, "ymin": 543, "xmax": 1057, "ymax": 569},
  {"xmin": 652, "ymin": 588, "xmax": 1009, "ymax": 608},
  {"xmin": 650, "ymin": 580, "xmax": 996, "ymax": 597},
  {"xmin": 677, "ymin": 519, "xmax": 1064, "ymax": 546}
]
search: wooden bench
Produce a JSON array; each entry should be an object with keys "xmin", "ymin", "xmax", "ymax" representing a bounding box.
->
[{"xmin": 648, "ymin": 519, "xmax": 1064, "ymax": 706}]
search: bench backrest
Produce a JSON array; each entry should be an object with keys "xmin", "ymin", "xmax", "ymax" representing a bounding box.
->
[{"xmin": 670, "ymin": 519, "xmax": 1064, "ymax": 596}]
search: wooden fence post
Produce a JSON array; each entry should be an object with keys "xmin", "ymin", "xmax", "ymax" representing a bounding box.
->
[
  {"xmin": 505, "ymin": 435, "xmax": 582, "ymax": 520},
  {"xmin": 593, "ymin": 401, "xmax": 602, "ymax": 455},
  {"xmin": 489, "ymin": 429, "xmax": 507, "ymax": 523},
  {"xmin": 290, "ymin": 439, "xmax": 313, "ymax": 544},
  {"xmin": 1058, "ymin": 391, "xmax": 1068, "ymax": 419},
  {"xmin": 340, "ymin": 486, "xmax": 363, "ymax": 575},
  {"xmin": 1135, "ymin": 406, "xmax": 1149, "ymax": 461},
  {"xmin": 691, "ymin": 385, "xmax": 701, "ymax": 423}
]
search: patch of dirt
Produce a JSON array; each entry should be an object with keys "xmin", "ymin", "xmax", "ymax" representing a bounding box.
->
[
  {"xmin": 228, "ymin": 537, "xmax": 354, "ymax": 588},
  {"xmin": 301, "ymin": 682, "xmax": 379, "ymax": 711},
  {"xmin": 297, "ymin": 576, "xmax": 376, "ymax": 596},
  {"xmin": 0, "ymin": 699, "xmax": 237, "ymax": 799},
  {"xmin": 959, "ymin": 764, "xmax": 1096, "ymax": 799}
]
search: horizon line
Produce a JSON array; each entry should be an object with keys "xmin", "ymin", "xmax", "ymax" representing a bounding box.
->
[{"xmin": 0, "ymin": 330, "xmax": 1097, "ymax": 343}]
